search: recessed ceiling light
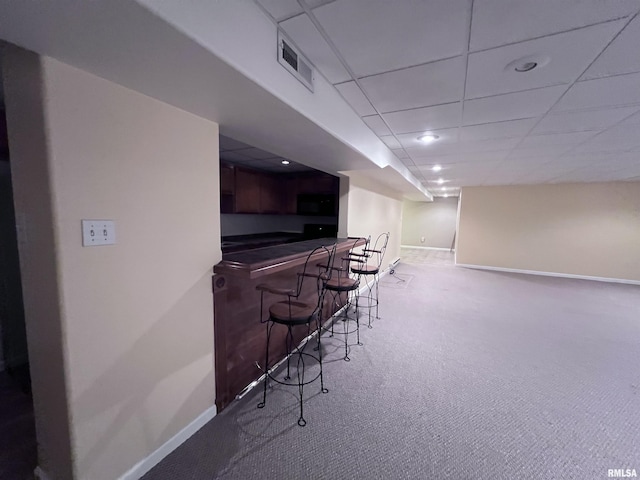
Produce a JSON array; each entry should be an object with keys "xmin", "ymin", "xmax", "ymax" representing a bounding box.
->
[
  {"xmin": 281, "ymin": 160, "xmax": 290, "ymax": 165},
  {"xmin": 417, "ymin": 134, "xmax": 439, "ymax": 143},
  {"xmin": 441, "ymin": 186, "xmax": 447, "ymax": 191},
  {"xmin": 437, "ymin": 178, "xmax": 444, "ymax": 185},
  {"xmin": 432, "ymin": 165, "xmax": 442, "ymax": 172},
  {"xmin": 505, "ymin": 54, "xmax": 550, "ymax": 74},
  {"xmin": 443, "ymin": 194, "xmax": 449, "ymax": 198}
]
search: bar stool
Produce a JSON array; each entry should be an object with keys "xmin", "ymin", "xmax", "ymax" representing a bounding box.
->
[
  {"xmin": 349, "ymin": 232, "xmax": 389, "ymax": 328},
  {"xmin": 323, "ymin": 237, "xmax": 364, "ymax": 361},
  {"xmin": 256, "ymin": 243, "xmax": 336, "ymax": 426}
]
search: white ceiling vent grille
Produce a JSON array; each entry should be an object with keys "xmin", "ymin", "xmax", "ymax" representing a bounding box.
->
[{"xmin": 278, "ymin": 31, "xmax": 314, "ymax": 92}]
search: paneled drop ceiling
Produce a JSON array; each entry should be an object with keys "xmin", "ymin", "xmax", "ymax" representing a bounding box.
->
[
  {"xmin": 257, "ymin": 0, "xmax": 640, "ymax": 197},
  {"xmin": 219, "ymin": 135, "xmax": 314, "ymax": 173}
]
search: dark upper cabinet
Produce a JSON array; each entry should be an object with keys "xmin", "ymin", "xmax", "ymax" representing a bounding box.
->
[
  {"xmin": 221, "ymin": 163, "xmax": 339, "ymax": 215},
  {"xmin": 220, "ymin": 164, "xmax": 235, "ymax": 195},
  {"xmin": 260, "ymin": 174, "xmax": 283, "ymax": 214},
  {"xmin": 296, "ymin": 172, "xmax": 338, "ymax": 195},
  {"xmin": 282, "ymin": 176, "xmax": 298, "ymax": 215},
  {"xmin": 234, "ymin": 168, "xmax": 262, "ymax": 213}
]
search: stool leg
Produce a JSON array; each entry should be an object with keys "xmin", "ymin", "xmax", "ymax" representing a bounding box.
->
[
  {"xmin": 257, "ymin": 321, "xmax": 273, "ymax": 409},
  {"xmin": 316, "ymin": 317, "xmax": 328, "ymax": 395},
  {"xmin": 355, "ymin": 288, "xmax": 362, "ymax": 346},
  {"xmin": 343, "ymin": 295, "xmax": 350, "ymax": 362},
  {"xmin": 296, "ymin": 327, "xmax": 307, "ymax": 427},
  {"xmin": 284, "ymin": 325, "xmax": 294, "ymax": 381},
  {"xmin": 375, "ymin": 272, "xmax": 380, "ymax": 320},
  {"xmin": 367, "ymin": 275, "xmax": 374, "ymax": 328}
]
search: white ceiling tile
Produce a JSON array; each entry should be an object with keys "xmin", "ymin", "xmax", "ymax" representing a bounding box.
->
[
  {"xmin": 256, "ymin": 0, "xmax": 304, "ymax": 21},
  {"xmin": 554, "ymin": 71, "xmax": 640, "ymax": 112},
  {"xmin": 410, "ymin": 139, "xmax": 516, "ymax": 159},
  {"xmin": 511, "ymin": 170, "xmax": 568, "ymax": 184},
  {"xmin": 362, "ymin": 115, "xmax": 392, "ymax": 136},
  {"xmin": 412, "ymin": 151, "xmax": 511, "ymax": 165},
  {"xmin": 379, "ymin": 135, "xmax": 402, "ymax": 149},
  {"xmin": 313, "ymin": 0, "xmax": 470, "ymax": 76},
  {"xmin": 359, "ymin": 57, "xmax": 466, "ymax": 113},
  {"xmin": 551, "ymin": 164, "xmax": 639, "ymax": 183},
  {"xmin": 425, "ymin": 161, "xmax": 505, "ymax": 175},
  {"xmin": 582, "ymin": 153, "xmax": 640, "ymax": 170},
  {"xmin": 532, "ymin": 106, "xmax": 640, "ymax": 134},
  {"xmin": 508, "ymin": 145, "xmax": 573, "ymax": 158},
  {"xmin": 460, "ymin": 118, "xmax": 537, "ymax": 141},
  {"xmin": 382, "ymin": 103, "xmax": 461, "ymax": 134},
  {"xmin": 392, "ymin": 148, "xmax": 410, "ymax": 159},
  {"xmin": 219, "ymin": 135, "xmax": 251, "ymax": 151},
  {"xmin": 280, "ymin": 15, "xmax": 351, "ymax": 84},
  {"xmin": 470, "ymin": 0, "xmax": 637, "ymax": 51},
  {"xmin": 455, "ymin": 138, "xmax": 521, "ymax": 153},
  {"xmin": 304, "ymin": 0, "xmax": 333, "ymax": 8},
  {"xmin": 466, "ymin": 21, "xmax": 623, "ymax": 99},
  {"xmin": 571, "ymin": 124, "xmax": 640, "ymax": 153},
  {"xmin": 519, "ymin": 131, "xmax": 597, "ymax": 148},
  {"xmin": 463, "ymin": 85, "xmax": 566, "ymax": 125},
  {"xmin": 582, "ymin": 15, "xmax": 640, "ymax": 80},
  {"xmin": 618, "ymin": 109, "xmax": 640, "ymax": 126},
  {"xmin": 396, "ymin": 128, "xmax": 459, "ymax": 150},
  {"xmin": 334, "ymin": 81, "xmax": 376, "ymax": 116}
]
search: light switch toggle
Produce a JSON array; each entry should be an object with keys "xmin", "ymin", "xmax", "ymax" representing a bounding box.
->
[{"xmin": 82, "ymin": 220, "xmax": 116, "ymax": 246}]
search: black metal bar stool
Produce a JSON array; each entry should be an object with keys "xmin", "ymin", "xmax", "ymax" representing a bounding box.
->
[
  {"xmin": 349, "ymin": 232, "xmax": 389, "ymax": 328},
  {"xmin": 256, "ymin": 243, "xmax": 336, "ymax": 426},
  {"xmin": 322, "ymin": 237, "xmax": 365, "ymax": 361}
]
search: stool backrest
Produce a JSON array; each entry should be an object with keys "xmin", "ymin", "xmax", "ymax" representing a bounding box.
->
[
  {"xmin": 296, "ymin": 242, "xmax": 337, "ymax": 302},
  {"xmin": 370, "ymin": 232, "xmax": 390, "ymax": 269}
]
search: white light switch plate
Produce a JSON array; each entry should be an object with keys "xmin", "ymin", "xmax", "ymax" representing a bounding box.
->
[{"xmin": 82, "ymin": 220, "xmax": 116, "ymax": 246}]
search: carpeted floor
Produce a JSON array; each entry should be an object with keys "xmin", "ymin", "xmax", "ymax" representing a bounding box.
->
[{"xmin": 144, "ymin": 252, "xmax": 639, "ymax": 480}]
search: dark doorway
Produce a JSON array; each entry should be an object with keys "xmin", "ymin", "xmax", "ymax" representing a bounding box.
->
[{"xmin": 0, "ymin": 97, "xmax": 37, "ymax": 478}]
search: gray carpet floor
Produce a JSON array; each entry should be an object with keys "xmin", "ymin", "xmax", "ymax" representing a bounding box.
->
[{"xmin": 144, "ymin": 252, "xmax": 639, "ymax": 479}]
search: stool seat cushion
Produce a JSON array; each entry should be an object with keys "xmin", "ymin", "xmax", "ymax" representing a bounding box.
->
[
  {"xmin": 351, "ymin": 265, "xmax": 379, "ymax": 275},
  {"xmin": 325, "ymin": 276, "xmax": 359, "ymax": 292},
  {"xmin": 269, "ymin": 300, "xmax": 317, "ymax": 325}
]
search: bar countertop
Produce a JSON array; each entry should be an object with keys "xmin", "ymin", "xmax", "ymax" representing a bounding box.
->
[{"xmin": 214, "ymin": 237, "xmax": 358, "ymax": 279}]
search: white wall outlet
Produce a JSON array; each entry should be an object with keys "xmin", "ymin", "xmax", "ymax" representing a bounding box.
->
[
  {"xmin": 420, "ymin": 236, "xmax": 425, "ymax": 243},
  {"xmin": 82, "ymin": 220, "xmax": 116, "ymax": 246}
]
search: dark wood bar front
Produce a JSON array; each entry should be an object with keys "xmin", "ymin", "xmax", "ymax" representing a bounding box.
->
[{"xmin": 212, "ymin": 238, "xmax": 362, "ymax": 411}]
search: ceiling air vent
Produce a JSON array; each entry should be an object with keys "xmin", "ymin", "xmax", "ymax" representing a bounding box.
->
[{"xmin": 278, "ymin": 31, "xmax": 314, "ymax": 92}]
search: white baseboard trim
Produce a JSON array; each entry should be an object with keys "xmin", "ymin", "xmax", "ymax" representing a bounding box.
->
[
  {"xmin": 400, "ymin": 245, "xmax": 452, "ymax": 251},
  {"xmin": 118, "ymin": 405, "xmax": 217, "ymax": 480},
  {"xmin": 456, "ymin": 263, "xmax": 640, "ymax": 286}
]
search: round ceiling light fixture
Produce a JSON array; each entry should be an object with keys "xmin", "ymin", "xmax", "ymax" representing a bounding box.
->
[
  {"xmin": 505, "ymin": 54, "xmax": 550, "ymax": 73},
  {"xmin": 418, "ymin": 133, "xmax": 440, "ymax": 143},
  {"xmin": 281, "ymin": 160, "xmax": 290, "ymax": 165},
  {"xmin": 437, "ymin": 178, "xmax": 444, "ymax": 185},
  {"xmin": 432, "ymin": 164, "xmax": 442, "ymax": 172}
]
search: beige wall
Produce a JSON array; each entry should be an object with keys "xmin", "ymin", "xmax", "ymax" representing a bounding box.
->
[
  {"xmin": 457, "ymin": 183, "xmax": 640, "ymax": 282},
  {"xmin": 5, "ymin": 49, "xmax": 220, "ymax": 479},
  {"xmin": 401, "ymin": 197, "xmax": 458, "ymax": 248},
  {"xmin": 344, "ymin": 174, "xmax": 403, "ymax": 267}
]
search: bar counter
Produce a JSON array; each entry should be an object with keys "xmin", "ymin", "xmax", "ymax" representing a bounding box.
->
[{"xmin": 212, "ymin": 238, "xmax": 361, "ymax": 411}]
